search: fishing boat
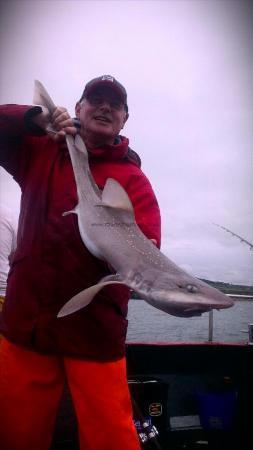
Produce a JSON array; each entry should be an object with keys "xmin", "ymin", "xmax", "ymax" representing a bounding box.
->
[{"xmin": 51, "ymin": 336, "xmax": 253, "ymax": 450}]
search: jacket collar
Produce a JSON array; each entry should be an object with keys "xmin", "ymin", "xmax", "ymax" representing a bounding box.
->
[
  {"xmin": 87, "ymin": 135, "xmax": 129, "ymax": 161},
  {"xmin": 60, "ymin": 134, "xmax": 141, "ymax": 168}
]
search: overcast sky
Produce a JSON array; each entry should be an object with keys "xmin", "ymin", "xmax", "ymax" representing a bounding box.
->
[{"xmin": 0, "ymin": 0, "xmax": 252, "ymax": 285}]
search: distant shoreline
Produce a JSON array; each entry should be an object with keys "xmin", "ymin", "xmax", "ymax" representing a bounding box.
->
[{"xmin": 200, "ymin": 279, "xmax": 253, "ymax": 296}]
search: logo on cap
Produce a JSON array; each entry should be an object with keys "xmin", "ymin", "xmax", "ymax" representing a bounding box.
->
[{"xmin": 101, "ymin": 75, "xmax": 114, "ymax": 82}]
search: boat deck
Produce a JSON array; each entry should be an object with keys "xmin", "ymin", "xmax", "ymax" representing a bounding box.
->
[{"xmin": 51, "ymin": 342, "xmax": 253, "ymax": 450}]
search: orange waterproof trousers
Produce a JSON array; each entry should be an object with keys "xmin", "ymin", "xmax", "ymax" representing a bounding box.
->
[{"xmin": 0, "ymin": 337, "xmax": 141, "ymax": 450}]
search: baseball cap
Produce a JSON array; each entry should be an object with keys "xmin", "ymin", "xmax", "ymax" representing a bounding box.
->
[{"xmin": 79, "ymin": 75, "xmax": 128, "ymax": 111}]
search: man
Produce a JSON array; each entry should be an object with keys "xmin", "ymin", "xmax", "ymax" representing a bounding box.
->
[{"xmin": 0, "ymin": 75, "xmax": 161, "ymax": 450}]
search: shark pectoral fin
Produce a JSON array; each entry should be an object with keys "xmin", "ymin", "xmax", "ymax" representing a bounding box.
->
[
  {"xmin": 100, "ymin": 273, "xmax": 124, "ymax": 283},
  {"xmin": 62, "ymin": 206, "xmax": 78, "ymax": 216},
  {"xmin": 57, "ymin": 280, "xmax": 125, "ymax": 318},
  {"xmin": 98, "ymin": 178, "xmax": 134, "ymax": 213}
]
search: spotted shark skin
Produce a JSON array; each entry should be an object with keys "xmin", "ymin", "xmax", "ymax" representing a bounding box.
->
[{"xmin": 33, "ymin": 80, "xmax": 234, "ymax": 318}]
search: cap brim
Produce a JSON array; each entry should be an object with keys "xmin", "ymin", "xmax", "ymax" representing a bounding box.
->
[{"xmin": 85, "ymin": 80, "xmax": 126, "ymax": 103}]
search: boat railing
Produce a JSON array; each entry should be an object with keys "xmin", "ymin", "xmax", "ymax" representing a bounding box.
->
[{"xmin": 208, "ymin": 294, "xmax": 253, "ymax": 344}]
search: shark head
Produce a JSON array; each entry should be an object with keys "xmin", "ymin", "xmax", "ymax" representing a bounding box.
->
[{"xmin": 136, "ymin": 271, "xmax": 234, "ymax": 317}]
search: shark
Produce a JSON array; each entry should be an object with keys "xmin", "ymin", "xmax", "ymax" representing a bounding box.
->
[{"xmin": 33, "ymin": 80, "xmax": 234, "ymax": 318}]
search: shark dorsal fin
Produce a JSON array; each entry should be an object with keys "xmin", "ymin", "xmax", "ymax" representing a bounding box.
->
[{"xmin": 100, "ymin": 178, "xmax": 134, "ymax": 213}]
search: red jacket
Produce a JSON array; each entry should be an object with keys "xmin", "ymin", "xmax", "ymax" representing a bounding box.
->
[{"xmin": 0, "ymin": 105, "xmax": 161, "ymax": 360}]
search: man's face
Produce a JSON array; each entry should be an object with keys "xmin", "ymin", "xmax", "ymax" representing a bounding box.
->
[{"xmin": 75, "ymin": 86, "xmax": 129, "ymax": 145}]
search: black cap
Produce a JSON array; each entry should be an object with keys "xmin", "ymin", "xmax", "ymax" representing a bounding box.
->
[{"xmin": 79, "ymin": 75, "xmax": 128, "ymax": 111}]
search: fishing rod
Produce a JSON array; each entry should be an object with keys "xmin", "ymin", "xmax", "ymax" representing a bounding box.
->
[{"xmin": 213, "ymin": 223, "xmax": 253, "ymax": 251}]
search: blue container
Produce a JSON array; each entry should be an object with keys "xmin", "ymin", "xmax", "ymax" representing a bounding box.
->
[{"xmin": 197, "ymin": 390, "xmax": 237, "ymax": 430}]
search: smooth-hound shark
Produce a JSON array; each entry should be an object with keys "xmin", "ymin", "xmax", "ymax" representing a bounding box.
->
[{"xmin": 33, "ymin": 80, "xmax": 234, "ymax": 318}]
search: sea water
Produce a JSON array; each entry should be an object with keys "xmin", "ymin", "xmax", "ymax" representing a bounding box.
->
[{"xmin": 126, "ymin": 299, "xmax": 253, "ymax": 343}]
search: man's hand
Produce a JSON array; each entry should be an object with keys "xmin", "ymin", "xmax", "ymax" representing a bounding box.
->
[
  {"xmin": 32, "ymin": 106, "xmax": 77, "ymax": 142},
  {"xmin": 50, "ymin": 107, "xmax": 77, "ymax": 142}
]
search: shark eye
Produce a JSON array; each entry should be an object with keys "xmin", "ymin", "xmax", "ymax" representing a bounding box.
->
[{"xmin": 186, "ymin": 284, "xmax": 198, "ymax": 293}]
